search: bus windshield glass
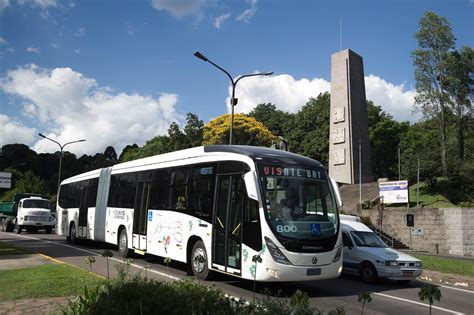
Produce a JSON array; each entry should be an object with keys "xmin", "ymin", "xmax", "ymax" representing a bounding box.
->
[{"xmin": 258, "ymin": 164, "xmax": 338, "ymax": 240}]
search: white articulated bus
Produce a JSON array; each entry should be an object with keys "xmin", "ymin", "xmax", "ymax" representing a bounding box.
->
[{"xmin": 56, "ymin": 145, "xmax": 343, "ymax": 282}]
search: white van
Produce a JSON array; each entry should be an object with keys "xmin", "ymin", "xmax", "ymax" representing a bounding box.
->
[{"xmin": 341, "ymin": 218, "xmax": 422, "ymax": 283}]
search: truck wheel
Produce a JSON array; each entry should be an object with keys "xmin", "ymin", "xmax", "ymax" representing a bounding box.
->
[
  {"xmin": 5, "ymin": 221, "xmax": 14, "ymax": 232},
  {"xmin": 360, "ymin": 262, "xmax": 378, "ymax": 283},
  {"xmin": 118, "ymin": 229, "xmax": 129, "ymax": 258},
  {"xmin": 45, "ymin": 227, "xmax": 52, "ymax": 234},
  {"xmin": 190, "ymin": 240, "xmax": 213, "ymax": 280}
]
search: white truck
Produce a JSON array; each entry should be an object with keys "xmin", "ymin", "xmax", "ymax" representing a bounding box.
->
[{"xmin": 1, "ymin": 193, "xmax": 55, "ymax": 234}]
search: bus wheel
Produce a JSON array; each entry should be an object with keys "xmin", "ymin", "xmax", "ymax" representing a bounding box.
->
[
  {"xmin": 118, "ymin": 229, "xmax": 129, "ymax": 258},
  {"xmin": 360, "ymin": 262, "xmax": 378, "ymax": 283},
  {"xmin": 191, "ymin": 241, "xmax": 213, "ymax": 280},
  {"xmin": 69, "ymin": 223, "xmax": 78, "ymax": 244}
]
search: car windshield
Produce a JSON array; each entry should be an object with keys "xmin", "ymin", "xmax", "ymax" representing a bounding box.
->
[
  {"xmin": 258, "ymin": 164, "xmax": 338, "ymax": 240},
  {"xmin": 351, "ymin": 231, "xmax": 386, "ymax": 247},
  {"xmin": 23, "ymin": 199, "xmax": 51, "ymax": 209}
]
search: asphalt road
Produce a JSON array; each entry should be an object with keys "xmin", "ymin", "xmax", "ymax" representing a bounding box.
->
[{"xmin": 1, "ymin": 231, "xmax": 472, "ymax": 315}]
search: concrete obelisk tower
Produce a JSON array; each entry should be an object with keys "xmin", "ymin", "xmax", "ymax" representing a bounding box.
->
[{"xmin": 329, "ymin": 49, "xmax": 373, "ymax": 184}]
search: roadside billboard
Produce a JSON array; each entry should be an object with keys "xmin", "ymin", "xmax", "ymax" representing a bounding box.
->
[
  {"xmin": 378, "ymin": 180, "xmax": 409, "ymax": 204},
  {"xmin": 0, "ymin": 172, "xmax": 12, "ymax": 189}
]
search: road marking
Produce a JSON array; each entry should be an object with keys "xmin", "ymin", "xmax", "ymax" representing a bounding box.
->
[
  {"xmin": 373, "ymin": 292, "xmax": 464, "ymax": 315},
  {"xmin": 416, "ymin": 280, "xmax": 474, "ymax": 294}
]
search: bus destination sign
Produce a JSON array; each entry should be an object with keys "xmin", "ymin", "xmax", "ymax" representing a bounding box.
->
[{"xmin": 261, "ymin": 165, "xmax": 323, "ymax": 179}]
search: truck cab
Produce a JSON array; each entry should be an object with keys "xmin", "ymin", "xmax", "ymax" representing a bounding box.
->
[{"xmin": 16, "ymin": 197, "xmax": 55, "ymax": 234}]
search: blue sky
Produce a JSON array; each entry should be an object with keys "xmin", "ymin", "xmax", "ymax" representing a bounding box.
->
[{"xmin": 0, "ymin": 0, "xmax": 472, "ymax": 156}]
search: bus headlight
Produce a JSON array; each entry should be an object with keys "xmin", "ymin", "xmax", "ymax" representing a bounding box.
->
[
  {"xmin": 265, "ymin": 237, "xmax": 292, "ymax": 265},
  {"xmin": 332, "ymin": 245, "xmax": 342, "ymax": 262}
]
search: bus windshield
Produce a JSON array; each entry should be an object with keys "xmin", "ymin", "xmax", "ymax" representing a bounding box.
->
[{"xmin": 258, "ymin": 164, "xmax": 338, "ymax": 241}]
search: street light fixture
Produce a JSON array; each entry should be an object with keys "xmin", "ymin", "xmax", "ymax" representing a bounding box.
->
[
  {"xmin": 194, "ymin": 51, "xmax": 273, "ymax": 145},
  {"xmin": 38, "ymin": 133, "xmax": 86, "ymax": 194}
]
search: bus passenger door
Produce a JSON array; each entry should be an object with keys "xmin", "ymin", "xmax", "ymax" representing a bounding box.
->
[
  {"xmin": 212, "ymin": 175, "xmax": 243, "ymax": 275},
  {"xmin": 132, "ymin": 181, "xmax": 151, "ymax": 251},
  {"xmin": 78, "ymin": 187, "xmax": 88, "ymax": 238}
]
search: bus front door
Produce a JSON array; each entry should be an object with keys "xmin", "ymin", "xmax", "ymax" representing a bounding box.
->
[
  {"xmin": 212, "ymin": 175, "xmax": 243, "ymax": 275},
  {"xmin": 132, "ymin": 181, "xmax": 151, "ymax": 251},
  {"xmin": 78, "ymin": 187, "xmax": 88, "ymax": 238}
]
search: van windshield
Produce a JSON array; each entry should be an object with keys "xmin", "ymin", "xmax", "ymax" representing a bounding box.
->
[
  {"xmin": 258, "ymin": 164, "xmax": 338, "ymax": 241},
  {"xmin": 351, "ymin": 231, "xmax": 386, "ymax": 248}
]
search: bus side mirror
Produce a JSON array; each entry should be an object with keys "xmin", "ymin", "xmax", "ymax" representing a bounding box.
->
[{"xmin": 330, "ymin": 177, "xmax": 343, "ymax": 207}]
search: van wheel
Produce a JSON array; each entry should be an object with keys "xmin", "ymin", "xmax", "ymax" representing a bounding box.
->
[
  {"xmin": 190, "ymin": 241, "xmax": 213, "ymax": 280},
  {"xmin": 118, "ymin": 229, "xmax": 130, "ymax": 258},
  {"xmin": 360, "ymin": 262, "xmax": 378, "ymax": 283}
]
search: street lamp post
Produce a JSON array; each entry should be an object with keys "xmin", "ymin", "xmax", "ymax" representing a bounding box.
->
[
  {"xmin": 38, "ymin": 133, "xmax": 86, "ymax": 194},
  {"xmin": 194, "ymin": 51, "xmax": 273, "ymax": 145}
]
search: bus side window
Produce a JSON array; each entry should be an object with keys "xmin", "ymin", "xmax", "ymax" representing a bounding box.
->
[
  {"xmin": 169, "ymin": 167, "xmax": 190, "ymax": 212},
  {"xmin": 150, "ymin": 169, "xmax": 170, "ymax": 210},
  {"xmin": 188, "ymin": 165, "xmax": 215, "ymax": 221}
]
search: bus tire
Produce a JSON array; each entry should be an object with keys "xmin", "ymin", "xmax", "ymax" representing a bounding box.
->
[
  {"xmin": 69, "ymin": 223, "xmax": 78, "ymax": 244},
  {"xmin": 360, "ymin": 262, "xmax": 378, "ymax": 283},
  {"xmin": 190, "ymin": 241, "xmax": 213, "ymax": 280},
  {"xmin": 118, "ymin": 228, "xmax": 130, "ymax": 258}
]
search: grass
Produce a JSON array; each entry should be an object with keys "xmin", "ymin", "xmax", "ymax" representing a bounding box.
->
[
  {"xmin": 0, "ymin": 242, "xmax": 31, "ymax": 255},
  {"xmin": 0, "ymin": 263, "xmax": 104, "ymax": 301},
  {"xmin": 413, "ymin": 254, "xmax": 474, "ymax": 278},
  {"xmin": 408, "ymin": 182, "xmax": 454, "ymax": 208}
]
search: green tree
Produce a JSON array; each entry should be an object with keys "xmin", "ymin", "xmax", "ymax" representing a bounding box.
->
[
  {"xmin": 203, "ymin": 113, "xmax": 277, "ymax": 147},
  {"xmin": 248, "ymin": 103, "xmax": 294, "ymax": 136},
  {"xmin": 1, "ymin": 169, "xmax": 47, "ymax": 201},
  {"xmin": 442, "ymin": 46, "xmax": 473, "ymax": 164},
  {"xmin": 418, "ymin": 284, "xmax": 441, "ymax": 315},
  {"xmin": 286, "ymin": 93, "xmax": 330, "ymax": 165},
  {"xmin": 183, "ymin": 113, "xmax": 204, "ymax": 148},
  {"xmin": 412, "ymin": 11, "xmax": 456, "ymax": 176},
  {"xmin": 104, "ymin": 146, "xmax": 118, "ymax": 161}
]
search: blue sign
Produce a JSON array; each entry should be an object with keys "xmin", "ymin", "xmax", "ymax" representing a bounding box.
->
[
  {"xmin": 148, "ymin": 211, "xmax": 153, "ymax": 221},
  {"xmin": 310, "ymin": 223, "xmax": 321, "ymax": 236}
]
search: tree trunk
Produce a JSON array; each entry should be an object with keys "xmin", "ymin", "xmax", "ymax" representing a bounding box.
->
[
  {"xmin": 439, "ymin": 106, "xmax": 448, "ymax": 176},
  {"xmin": 457, "ymin": 116, "xmax": 465, "ymax": 164}
]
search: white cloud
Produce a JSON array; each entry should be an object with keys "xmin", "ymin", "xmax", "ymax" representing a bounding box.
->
[
  {"xmin": 213, "ymin": 13, "xmax": 230, "ymax": 29},
  {"xmin": 236, "ymin": 0, "xmax": 257, "ymax": 23},
  {"xmin": 151, "ymin": 0, "xmax": 206, "ymax": 17},
  {"xmin": 73, "ymin": 27, "xmax": 85, "ymax": 38},
  {"xmin": 0, "ymin": 36, "xmax": 7, "ymax": 45},
  {"xmin": 0, "ymin": 114, "xmax": 36, "ymax": 145},
  {"xmin": 51, "ymin": 43, "xmax": 59, "ymax": 49},
  {"xmin": 17, "ymin": 0, "xmax": 57, "ymax": 9},
  {"xmin": 74, "ymin": 48, "xmax": 80, "ymax": 54},
  {"xmin": 26, "ymin": 46, "xmax": 40, "ymax": 53},
  {"xmin": 364, "ymin": 74, "xmax": 420, "ymax": 122},
  {"xmin": 228, "ymin": 74, "xmax": 331, "ymax": 114},
  {"xmin": 224, "ymin": 73, "xmax": 419, "ymax": 122},
  {"xmin": 0, "ymin": 64, "xmax": 182, "ymax": 155},
  {"xmin": 0, "ymin": 0, "xmax": 10, "ymax": 14}
]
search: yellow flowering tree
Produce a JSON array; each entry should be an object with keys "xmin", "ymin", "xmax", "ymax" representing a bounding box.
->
[{"xmin": 203, "ymin": 113, "xmax": 277, "ymax": 147}]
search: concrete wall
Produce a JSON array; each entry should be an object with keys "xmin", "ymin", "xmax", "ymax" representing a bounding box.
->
[{"xmin": 358, "ymin": 207, "xmax": 474, "ymax": 257}]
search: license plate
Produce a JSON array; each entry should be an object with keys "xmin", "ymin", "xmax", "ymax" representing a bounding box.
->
[
  {"xmin": 402, "ymin": 271, "xmax": 413, "ymax": 276},
  {"xmin": 307, "ymin": 268, "xmax": 321, "ymax": 276},
  {"xmin": 36, "ymin": 223, "xmax": 42, "ymax": 226}
]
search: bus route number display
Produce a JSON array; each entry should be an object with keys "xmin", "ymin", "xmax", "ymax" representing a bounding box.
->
[{"xmin": 261, "ymin": 165, "xmax": 323, "ymax": 179}]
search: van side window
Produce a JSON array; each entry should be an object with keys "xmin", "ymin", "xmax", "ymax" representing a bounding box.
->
[{"xmin": 342, "ymin": 232, "xmax": 353, "ymax": 247}]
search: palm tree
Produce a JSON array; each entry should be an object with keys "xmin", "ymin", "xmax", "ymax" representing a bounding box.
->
[
  {"xmin": 418, "ymin": 285, "xmax": 441, "ymax": 315},
  {"xmin": 358, "ymin": 292, "xmax": 372, "ymax": 315}
]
